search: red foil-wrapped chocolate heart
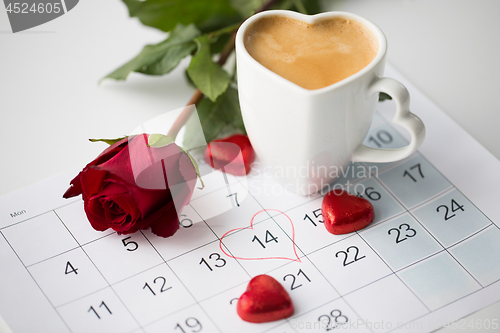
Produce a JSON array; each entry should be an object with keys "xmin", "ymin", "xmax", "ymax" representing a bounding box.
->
[
  {"xmin": 204, "ymin": 134, "xmax": 255, "ymax": 176},
  {"xmin": 322, "ymin": 189, "xmax": 374, "ymax": 235},
  {"xmin": 237, "ymin": 275, "xmax": 294, "ymax": 323}
]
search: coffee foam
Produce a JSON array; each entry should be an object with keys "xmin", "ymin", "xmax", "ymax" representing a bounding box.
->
[{"xmin": 244, "ymin": 16, "xmax": 379, "ymax": 90}]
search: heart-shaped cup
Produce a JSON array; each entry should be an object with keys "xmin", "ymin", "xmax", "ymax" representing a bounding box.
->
[{"xmin": 236, "ymin": 10, "xmax": 425, "ymax": 195}]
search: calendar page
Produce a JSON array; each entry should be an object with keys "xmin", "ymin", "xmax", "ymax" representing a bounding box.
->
[{"xmin": 1, "ymin": 66, "xmax": 500, "ymax": 333}]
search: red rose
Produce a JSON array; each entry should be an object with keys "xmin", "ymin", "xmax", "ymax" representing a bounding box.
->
[{"xmin": 63, "ymin": 134, "xmax": 197, "ymax": 237}]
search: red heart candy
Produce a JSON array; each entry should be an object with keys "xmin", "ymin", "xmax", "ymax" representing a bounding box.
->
[
  {"xmin": 204, "ymin": 134, "xmax": 255, "ymax": 176},
  {"xmin": 237, "ymin": 275, "xmax": 294, "ymax": 323},
  {"xmin": 322, "ymin": 190, "xmax": 374, "ymax": 235}
]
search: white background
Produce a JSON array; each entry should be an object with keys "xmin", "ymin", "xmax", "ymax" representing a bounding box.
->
[{"xmin": 1, "ymin": 0, "xmax": 499, "ymax": 331}]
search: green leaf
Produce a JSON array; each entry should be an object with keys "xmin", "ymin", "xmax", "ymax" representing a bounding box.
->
[
  {"xmin": 183, "ymin": 98, "xmax": 222, "ymax": 148},
  {"xmin": 89, "ymin": 137, "xmax": 127, "ymax": 145},
  {"xmin": 214, "ymin": 86, "xmax": 245, "ymax": 133},
  {"xmin": 290, "ymin": 0, "xmax": 307, "ymax": 14},
  {"xmin": 121, "ymin": 0, "xmax": 240, "ymax": 33},
  {"xmin": 147, "ymin": 134, "xmax": 175, "ymax": 147},
  {"xmin": 302, "ymin": 0, "xmax": 322, "ymax": 15},
  {"xmin": 183, "ymin": 86, "xmax": 244, "ymax": 148},
  {"xmin": 102, "ymin": 24, "xmax": 200, "ymax": 81},
  {"xmin": 230, "ymin": 0, "xmax": 266, "ymax": 17},
  {"xmin": 379, "ymin": 92, "xmax": 393, "ymax": 101},
  {"xmin": 178, "ymin": 145, "xmax": 205, "ymax": 189},
  {"xmin": 187, "ymin": 35, "xmax": 231, "ymax": 102},
  {"xmin": 208, "ymin": 33, "xmax": 231, "ymax": 55}
]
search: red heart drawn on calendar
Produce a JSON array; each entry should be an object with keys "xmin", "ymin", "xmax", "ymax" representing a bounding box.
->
[
  {"xmin": 322, "ymin": 189, "xmax": 374, "ymax": 235},
  {"xmin": 237, "ymin": 274, "xmax": 294, "ymax": 323},
  {"xmin": 219, "ymin": 209, "xmax": 300, "ymax": 262}
]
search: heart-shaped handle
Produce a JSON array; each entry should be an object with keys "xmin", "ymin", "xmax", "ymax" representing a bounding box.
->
[{"xmin": 353, "ymin": 77, "xmax": 426, "ymax": 162}]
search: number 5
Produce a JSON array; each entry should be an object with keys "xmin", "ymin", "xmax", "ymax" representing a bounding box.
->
[{"xmin": 122, "ymin": 236, "xmax": 138, "ymax": 251}]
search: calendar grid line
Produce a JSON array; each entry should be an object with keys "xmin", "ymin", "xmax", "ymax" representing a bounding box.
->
[
  {"xmin": 441, "ymin": 181, "xmax": 499, "ymax": 229},
  {"xmin": 0, "ymin": 230, "xmax": 74, "ymax": 333},
  {"xmin": 354, "ymin": 210, "xmax": 408, "ymax": 232},
  {"xmin": 404, "ymin": 209, "xmax": 485, "ymax": 289},
  {"xmin": 356, "ymin": 230, "xmax": 432, "ymax": 313},
  {"xmin": 359, "ymin": 148, "xmax": 490, "ymax": 315},
  {"xmin": 188, "ymin": 198, "xmax": 254, "ymax": 279},
  {"xmin": 0, "ymin": 197, "xmax": 81, "ymax": 231},
  {"xmin": 3, "ymin": 101, "xmax": 500, "ymax": 333},
  {"xmin": 297, "ymin": 232, "xmax": 358, "ymax": 257},
  {"xmin": 162, "ymin": 238, "xmax": 219, "ymax": 263},
  {"xmin": 217, "ymin": 239, "xmax": 253, "ymax": 279},
  {"xmin": 249, "ymin": 189, "xmax": 309, "ymax": 260},
  {"xmin": 376, "ymin": 168, "xmax": 453, "ymax": 213},
  {"xmin": 54, "ymin": 285, "xmax": 111, "ymax": 309},
  {"xmin": 55, "ymin": 211, "xmax": 146, "ymax": 332},
  {"xmin": 290, "ymin": 238, "xmax": 377, "ymax": 333},
  {"xmin": 200, "ymin": 221, "xmax": 255, "ymax": 279},
  {"xmin": 446, "ymin": 223, "xmax": 496, "ymax": 251},
  {"xmin": 107, "ymin": 261, "xmax": 166, "ymax": 287},
  {"xmin": 138, "ymin": 231, "xmax": 225, "ymax": 333},
  {"xmin": 446, "ymin": 222, "xmax": 495, "ymax": 249},
  {"xmin": 24, "ymin": 244, "xmax": 81, "ymax": 268},
  {"xmin": 285, "ymin": 253, "xmax": 378, "ymax": 333},
  {"xmin": 77, "ymin": 231, "xmax": 116, "ymax": 247},
  {"xmin": 384, "ymin": 284, "xmax": 495, "ymax": 333}
]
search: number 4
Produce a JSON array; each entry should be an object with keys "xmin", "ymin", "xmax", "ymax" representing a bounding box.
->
[{"xmin": 65, "ymin": 261, "xmax": 78, "ymax": 275}]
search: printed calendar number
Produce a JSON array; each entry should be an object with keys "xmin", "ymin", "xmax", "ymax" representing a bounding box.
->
[
  {"xmin": 356, "ymin": 186, "xmax": 382, "ymax": 201},
  {"xmin": 143, "ymin": 276, "xmax": 172, "ymax": 296},
  {"xmin": 229, "ymin": 298, "xmax": 238, "ymax": 305},
  {"xmin": 175, "ymin": 317, "xmax": 203, "ymax": 333},
  {"xmin": 388, "ymin": 223, "xmax": 417, "ymax": 243},
  {"xmin": 64, "ymin": 261, "xmax": 78, "ymax": 275},
  {"xmin": 226, "ymin": 192, "xmax": 240, "ymax": 207},
  {"xmin": 304, "ymin": 209, "xmax": 323, "ymax": 226},
  {"xmin": 436, "ymin": 199, "xmax": 465, "ymax": 220},
  {"xmin": 121, "ymin": 236, "xmax": 139, "ymax": 251},
  {"xmin": 368, "ymin": 129, "xmax": 394, "ymax": 148},
  {"xmin": 252, "ymin": 230, "xmax": 278, "ymax": 249},
  {"xmin": 283, "ymin": 269, "xmax": 311, "ymax": 290},
  {"xmin": 199, "ymin": 253, "xmax": 226, "ymax": 271},
  {"xmin": 88, "ymin": 301, "xmax": 112, "ymax": 319},
  {"xmin": 179, "ymin": 214, "xmax": 193, "ymax": 228},
  {"xmin": 335, "ymin": 246, "xmax": 366, "ymax": 266},
  {"xmin": 318, "ymin": 309, "xmax": 348, "ymax": 331},
  {"xmin": 403, "ymin": 163, "xmax": 424, "ymax": 182}
]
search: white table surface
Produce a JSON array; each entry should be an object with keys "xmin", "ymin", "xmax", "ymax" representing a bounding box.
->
[{"xmin": 1, "ymin": 0, "xmax": 499, "ymax": 332}]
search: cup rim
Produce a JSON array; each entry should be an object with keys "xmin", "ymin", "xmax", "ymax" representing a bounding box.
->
[{"xmin": 235, "ymin": 10, "xmax": 387, "ymax": 94}]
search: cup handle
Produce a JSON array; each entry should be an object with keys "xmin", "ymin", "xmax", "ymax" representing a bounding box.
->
[{"xmin": 353, "ymin": 77, "xmax": 426, "ymax": 163}]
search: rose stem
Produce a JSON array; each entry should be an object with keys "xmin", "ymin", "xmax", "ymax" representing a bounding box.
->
[{"xmin": 167, "ymin": 0, "xmax": 282, "ymax": 140}]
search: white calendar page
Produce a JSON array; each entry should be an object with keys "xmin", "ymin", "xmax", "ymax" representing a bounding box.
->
[{"xmin": 1, "ymin": 65, "xmax": 500, "ymax": 333}]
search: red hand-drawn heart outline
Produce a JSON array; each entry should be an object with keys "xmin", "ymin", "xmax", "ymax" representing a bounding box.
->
[{"xmin": 219, "ymin": 209, "xmax": 301, "ymax": 262}]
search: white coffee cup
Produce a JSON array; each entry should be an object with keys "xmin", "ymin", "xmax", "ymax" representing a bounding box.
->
[{"xmin": 236, "ymin": 10, "xmax": 425, "ymax": 195}]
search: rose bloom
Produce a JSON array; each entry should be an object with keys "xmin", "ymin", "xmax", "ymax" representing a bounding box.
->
[{"xmin": 63, "ymin": 134, "xmax": 196, "ymax": 237}]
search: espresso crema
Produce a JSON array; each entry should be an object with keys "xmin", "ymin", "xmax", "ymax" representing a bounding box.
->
[{"xmin": 244, "ymin": 16, "xmax": 379, "ymax": 90}]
